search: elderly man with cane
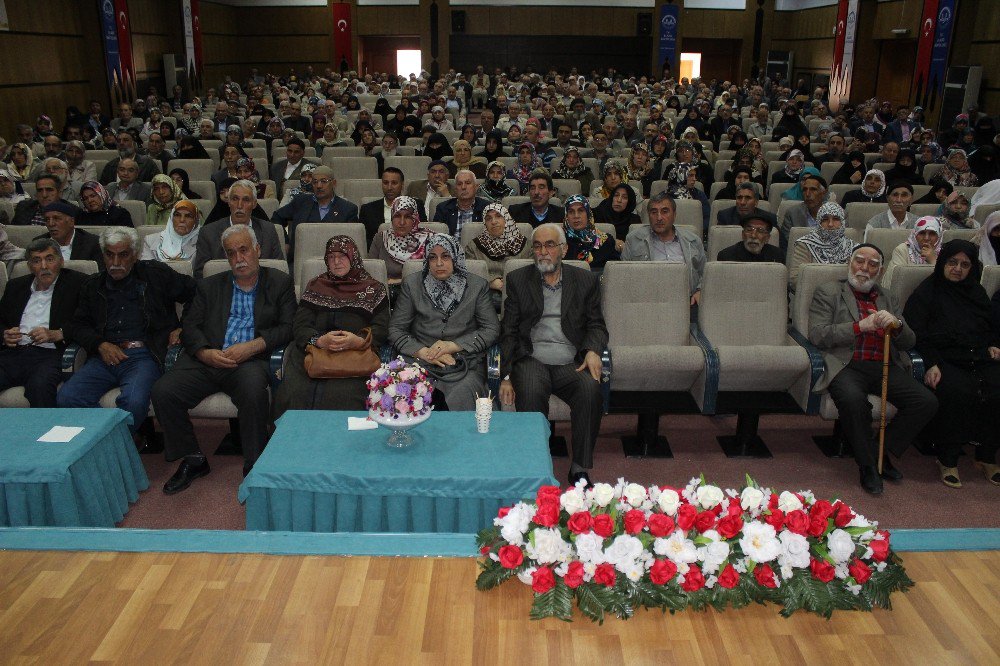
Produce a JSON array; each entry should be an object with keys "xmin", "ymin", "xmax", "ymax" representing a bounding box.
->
[{"xmin": 808, "ymin": 244, "xmax": 938, "ymax": 495}]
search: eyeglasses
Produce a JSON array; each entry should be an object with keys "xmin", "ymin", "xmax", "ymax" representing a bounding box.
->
[
  {"xmin": 314, "ymin": 178, "xmax": 334, "ymax": 185},
  {"xmin": 532, "ymin": 241, "xmax": 564, "ymax": 251},
  {"xmin": 743, "ymin": 226, "xmax": 771, "ymax": 236},
  {"xmin": 944, "ymin": 258, "xmax": 972, "ymax": 270}
]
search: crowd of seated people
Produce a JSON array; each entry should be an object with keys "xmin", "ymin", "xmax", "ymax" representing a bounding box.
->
[{"xmin": 1, "ymin": 64, "xmax": 1000, "ymax": 494}]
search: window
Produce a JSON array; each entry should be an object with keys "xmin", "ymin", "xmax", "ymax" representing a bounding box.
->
[
  {"xmin": 680, "ymin": 53, "xmax": 702, "ymax": 81},
  {"xmin": 396, "ymin": 50, "xmax": 421, "ymax": 78}
]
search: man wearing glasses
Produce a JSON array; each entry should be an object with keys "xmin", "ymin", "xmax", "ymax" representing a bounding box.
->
[
  {"xmin": 499, "ymin": 223, "xmax": 608, "ymax": 487},
  {"xmin": 272, "ymin": 165, "xmax": 358, "ymax": 264},
  {"xmin": 808, "ymin": 244, "xmax": 937, "ymax": 496}
]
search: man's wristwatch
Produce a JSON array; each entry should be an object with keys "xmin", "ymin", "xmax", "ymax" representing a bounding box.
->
[{"xmin": 308, "ymin": 335, "xmax": 321, "ymax": 348}]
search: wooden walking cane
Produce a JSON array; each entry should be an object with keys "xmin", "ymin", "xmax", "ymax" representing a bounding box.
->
[{"xmin": 878, "ymin": 320, "xmax": 900, "ymax": 475}]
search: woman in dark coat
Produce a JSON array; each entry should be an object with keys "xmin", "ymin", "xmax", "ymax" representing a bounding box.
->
[
  {"xmin": 593, "ymin": 183, "xmax": 639, "ymax": 247},
  {"xmin": 76, "ymin": 181, "xmax": 134, "ymax": 227},
  {"xmin": 272, "ymin": 235, "xmax": 389, "ymax": 417},
  {"xmin": 903, "ymin": 239, "xmax": 1000, "ymax": 488}
]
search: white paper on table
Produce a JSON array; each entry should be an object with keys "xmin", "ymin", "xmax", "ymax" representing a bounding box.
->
[
  {"xmin": 37, "ymin": 426, "xmax": 85, "ymax": 442},
  {"xmin": 347, "ymin": 417, "xmax": 378, "ymax": 431}
]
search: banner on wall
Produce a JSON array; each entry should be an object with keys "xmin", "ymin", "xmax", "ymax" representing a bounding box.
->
[
  {"xmin": 910, "ymin": 0, "xmax": 938, "ymax": 108},
  {"xmin": 925, "ymin": 0, "xmax": 956, "ymax": 112},
  {"xmin": 658, "ymin": 4, "xmax": 679, "ymax": 74},
  {"xmin": 182, "ymin": 0, "xmax": 203, "ymax": 92},
  {"xmin": 99, "ymin": 0, "xmax": 136, "ymax": 105},
  {"xmin": 828, "ymin": 0, "xmax": 858, "ymax": 112},
  {"xmin": 331, "ymin": 2, "xmax": 353, "ymax": 71}
]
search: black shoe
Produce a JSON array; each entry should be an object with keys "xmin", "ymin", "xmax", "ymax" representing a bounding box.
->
[
  {"xmin": 568, "ymin": 470, "xmax": 592, "ymax": 488},
  {"xmin": 134, "ymin": 432, "xmax": 164, "ymax": 455},
  {"xmin": 163, "ymin": 459, "xmax": 211, "ymax": 495},
  {"xmin": 859, "ymin": 466, "xmax": 883, "ymax": 495},
  {"xmin": 880, "ymin": 456, "xmax": 903, "ymax": 482}
]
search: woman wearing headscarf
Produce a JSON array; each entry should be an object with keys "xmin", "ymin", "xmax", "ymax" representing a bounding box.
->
[
  {"xmin": 941, "ymin": 149, "xmax": 979, "ymax": 187},
  {"xmin": 507, "ymin": 143, "xmax": 544, "ymax": 195},
  {"xmin": 915, "ymin": 176, "xmax": 953, "ymax": 205},
  {"xmin": 309, "ymin": 113, "xmax": 327, "ymax": 144},
  {"xmin": 175, "ymin": 135, "xmax": 211, "ymax": 161},
  {"xmin": 168, "ymin": 167, "xmax": 199, "ymax": 200},
  {"xmin": 883, "ymin": 216, "xmax": 943, "ymax": 290},
  {"xmin": 563, "ymin": 194, "xmax": 620, "ymax": 270},
  {"xmin": 146, "ymin": 173, "xmax": 188, "ymax": 227},
  {"xmin": 6, "ymin": 143, "xmax": 37, "ymax": 182},
  {"xmin": 388, "ymin": 233, "xmax": 498, "ymax": 411},
  {"xmin": 0, "ymin": 169, "xmax": 29, "ymax": 206},
  {"xmin": 938, "ymin": 191, "xmax": 977, "ymax": 230},
  {"xmin": 782, "ymin": 134, "xmax": 816, "ymax": 164},
  {"xmin": 903, "ymin": 239, "xmax": 1000, "ymax": 488},
  {"xmin": 463, "ymin": 202, "xmax": 530, "ymax": 309},
  {"xmin": 772, "ymin": 149, "xmax": 806, "ymax": 186},
  {"xmin": 726, "ymin": 130, "xmax": 749, "ymax": 153},
  {"xmin": 140, "ymin": 109, "xmax": 163, "ymax": 140},
  {"xmin": 356, "ymin": 124, "xmax": 379, "ymax": 156},
  {"xmin": 279, "ymin": 162, "xmax": 316, "ymax": 206},
  {"xmin": 781, "ymin": 166, "xmax": 823, "ymax": 201},
  {"xmin": 554, "ymin": 146, "xmax": 594, "ymax": 197},
  {"xmin": 141, "ymin": 199, "xmax": 201, "ymax": 261},
  {"xmin": 373, "ymin": 98, "xmax": 395, "ymax": 127},
  {"xmin": 447, "ymin": 139, "xmax": 487, "ymax": 178},
  {"xmin": 459, "ymin": 124, "xmax": 479, "ymax": 146},
  {"xmin": 715, "ymin": 166, "xmax": 755, "ymax": 201},
  {"xmin": 673, "ymin": 107, "xmax": 703, "ymax": 139},
  {"xmin": 969, "ymin": 145, "xmax": 999, "ymax": 185},
  {"xmin": 831, "ymin": 150, "xmax": 868, "ymax": 185},
  {"xmin": 158, "ymin": 121, "xmax": 176, "ymax": 143},
  {"xmin": 624, "ymin": 143, "xmax": 657, "ymax": 197},
  {"xmin": 234, "ymin": 156, "xmax": 274, "ymax": 200},
  {"xmin": 841, "ymin": 169, "xmax": 888, "ymax": 205},
  {"xmin": 76, "ymin": 181, "xmax": 133, "ymax": 227},
  {"xmin": 789, "ymin": 202, "xmax": 856, "ymax": 287},
  {"xmin": 975, "ymin": 211, "xmax": 1000, "ymax": 267},
  {"xmin": 594, "ymin": 161, "xmax": 628, "ymax": 199},
  {"xmin": 315, "ymin": 123, "xmax": 349, "ymax": 156},
  {"xmin": 480, "ymin": 131, "xmax": 508, "ymax": 162},
  {"xmin": 273, "ymin": 235, "xmax": 389, "ymax": 417},
  {"xmin": 477, "ymin": 160, "xmax": 515, "ymax": 203},
  {"xmin": 772, "ymin": 106, "xmax": 808, "ymax": 141},
  {"xmin": 421, "ymin": 132, "xmax": 453, "ymax": 161},
  {"xmin": 883, "ymin": 148, "xmax": 924, "ymax": 187},
  {"xmin": 64, "ymin": 140, "xmax": 96, "ymax": 188},
  {"xmin": 918, "ymin": 141, "xmax": 944, "ymax": 174},
  {"xmin": 593, "ymin": 183, "xmax": 640, "ymax": 247},
  {"xmin": 368, "ymin": 196, "xmax": 432, "ymax": 283}
]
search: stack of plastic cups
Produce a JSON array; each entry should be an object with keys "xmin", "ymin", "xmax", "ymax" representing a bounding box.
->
[{"xmin": 475, "ymin": 397, "xmax": 493, "ymax": 433}]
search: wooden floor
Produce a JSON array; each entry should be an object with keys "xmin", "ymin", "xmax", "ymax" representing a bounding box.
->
[{"xmin": 0, "ymin": 550, "xmax": 997, "ymax": 664}]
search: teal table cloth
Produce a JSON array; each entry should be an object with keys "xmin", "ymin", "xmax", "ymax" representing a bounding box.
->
[
  {"xmin": 239, "ymin": 411, "xmax": 558, "ymax": 533},
  {"xmin": 0, "ymin": 409, "xmax": 148, "ymax": 527}
]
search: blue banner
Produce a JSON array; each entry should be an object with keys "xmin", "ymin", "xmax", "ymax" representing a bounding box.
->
[
  {"xmin": 658, "ymin": 4, "xmax": 679, "ymax": 73},
  {"xmin": 98, "ymin": 0, "xmax": 124, "ymax": 100},
  {"xmin": 927, "ymin": 0, "xmax": 956, "ymax": 101}
]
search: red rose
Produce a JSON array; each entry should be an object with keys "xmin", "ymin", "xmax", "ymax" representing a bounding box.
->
[
  {"xmin": 623, "ymin": 509, "xmax": 646, "ymax": 534},
  {"xmin": 647, "ymin": 513, "xmax": 675, "ymax": 538},
  {"xmin": 694, "ymin": 510, "xmax": 717, "ymax": 533},
  {"xmin": 681, "ymin": 564, "xmax": 706, "ymax": 592},
  {"xmin": 497, "ymin": 506, "xmax": 511, "ymax": 519},
  {"xmin": 531, "ymin": 566, "xmax": 555, "ymax": 593},
  {"xmin": 593, "ymin": 563, "xmax": 617, "ymax": 587},
  {"xmin": 785, "ymin": 509, "xmax": 810, "ymax": 536},
  {"xmin": 592, "ymin": 514, "xmax": 615, "ymax": 538},
  {"xmin": 810, "ymin": 558, "xmax": 836, "ymax": 583},
  {"xmin": 753, "ymin": 563, "xmax": 778, "ymax": 588},
  {"xmin": 710, "ymin": 503, "xmax": 724, "ymax": 516},
  {"xmin": 677, "ymin": 504, "xmax": 698, "ymax": 531},
  {"xmin": 768, "ymin": 493, "xmax": 780, "ymax": 511},
  {"xmin": 716, "ymin": 514, "xmax": 743, "ymax": 539},
  {"xmin": 807, "ymin": 515, "xmax": 828, "ymax": 537},
  {"xmin": 717, "ymin": 563, "xmax": 740, "ymax": 589},
  {"xmin": 869, "ymin": 532, "xmax": 890, "ymax": 562},
  {"xmin": 563, "ymin": 561, "xmax": 585, "ymax": 589},
  {"xmin": 726, "ymin": 499, "xmax": 743, "ymax": 517},
  {"xmin": 848, "ymin": 558, "xmax": 872, "ymax": 584},
  {"xmin": 763, "ymin": 508, "xmax": 785, "ymax": 531},
  {"xmin": 649, "ymin": 558, "xmax": 678, "ymax": 585},
  {"xmin": 809, "ymin": 499, "xmax": 835, "ymax": 521},
  {"xmin": 832, "ymin": 501, "xmax": 855, "ymax": 528},
  {"xmin": 567, "ymin": 511, "xmax": 593, "ymax": 535},
  {"xmin": 532, "ymin": 502, "xmax": 560, "ymax": 527},
  {"xmin": 536, "ymin": 485, "xmax": 562, "ymax": 505},
  {"xmin": 480, "ymin": 546, "xmax": 490, "ymax": 556},
  {"xmin": 498, "ymin": 544, "xmax": 524, "ymax": 569}
]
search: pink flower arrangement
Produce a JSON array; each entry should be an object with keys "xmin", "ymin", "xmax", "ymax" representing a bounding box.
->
[{"xmin": 366, "ymin": 356, "xmax": 434, "ymax": 420}]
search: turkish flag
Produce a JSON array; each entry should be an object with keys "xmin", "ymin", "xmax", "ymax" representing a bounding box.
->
[
  {"xmin": 910, "ymin": 0, "xmax": 939, "ymax": 105},
  {"xmin": 332, "ymin": 3, "xmax": 352, "ymax": 69}
]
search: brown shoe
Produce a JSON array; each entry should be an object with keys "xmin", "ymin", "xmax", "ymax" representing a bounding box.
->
[
  {"xmin": 974, "ymin": 461, "xmax": 1000, "ymax": 486},
  {"xmin": 937, "ymin": 462, "xmax": 962, "ymax": 489}
]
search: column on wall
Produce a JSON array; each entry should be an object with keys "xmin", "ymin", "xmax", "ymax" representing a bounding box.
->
[{"xmin": 420, "ymin": 0, "xmax": 450, "ymax": 79}]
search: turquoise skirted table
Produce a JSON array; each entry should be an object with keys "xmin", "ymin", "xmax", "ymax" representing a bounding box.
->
[
  {"xmin": 0, "ymin": 409, "xmax": 148, "ymax": 527},
  {"xmin": 239, "ymin": 411, "xmax": 558, "ymax": 533}
]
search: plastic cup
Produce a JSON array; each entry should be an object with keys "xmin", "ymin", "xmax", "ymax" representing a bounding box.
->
[{"xmin": 476, "ymin": 413, "xmax": 491, "ymax": 434}]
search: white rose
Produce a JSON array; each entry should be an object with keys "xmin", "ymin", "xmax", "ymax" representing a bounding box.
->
[
  {"xmin": 698, "ymin": 541, "xmax": 730, "ymax": 574},
  {"xmin": 777, "ymin": 491, "xmax": 803, "ymax": 513},
  {"xmin": 385, "ymin": 384, "xmax": 397, "ymax": 397},
  {"xmin": 696, "ymin": 485, "xmax": 724, "ymax": 510},
  {"xmin": 740, "ymin": 487, "xmax": 765, "ymax": 512},
  {"xmin": 573, "ymin": 532, "xmax": 607, "ymax": 564},
  {"xmin": 604, "ymin": 535, "xmax": 644, "ymax": 571},
  {"xmin": 739, "ymin": 521, "xmax": 780, "ymax": 563},
  {"xmin": 560, "ymin": 487, "xmax": 587, "ymax": 515},
  {"xmin": 653, "ymin": 532, "xmax": 698, "ymax": 564},
  {"xmin": 412, "ymin": 397, "xmax": 424, "ymax": 412},
  {"xmin": 657, "ymin": 488, "xmax": 681, "ymax": 515},
  {"xmin": 826, "ymin": 529, "xmax": 856, "ymax": 564},
  {"xmin": 622, "ymin": 483, "xmax": 647, "ymax": 507},
  {"xmin": 778, "ymin": 530, "xmax": 811, "ymax": 569},
  {"xmin": 526, "ymin": 528, "xmax": 572, "ymax": 564},
  {"xmin": 589, "ymin": 483, "xmax": 615, "ymax": 508}
]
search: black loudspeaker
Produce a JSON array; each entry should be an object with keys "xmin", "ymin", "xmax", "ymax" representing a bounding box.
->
[
  {"xmin": 637, "ymin": 13, "xmax": 652, "ymax": 37},
  {"xmin": 452, "ymin": 10, "xmax": 466, "ymax": 34}
]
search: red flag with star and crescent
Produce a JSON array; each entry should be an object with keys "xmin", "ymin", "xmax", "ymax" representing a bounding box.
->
[
  {"xmin": 332, "ymin": 3, "xmax": 352, "ymax": 69},
  {"xmin": 910, "ymin": 0, "xmax": 939, "ymax": 105},
  {"xmin": 113, "ymin": 0, "xmax": 136, "ymax": 101},
  {"xmin": 831, "ymin": 0, "xmax": 848, "ymax": 79}
]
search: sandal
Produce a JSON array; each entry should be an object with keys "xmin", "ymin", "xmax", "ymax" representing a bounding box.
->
[
  {"xmin": 974, "ymin": 461, "xmax": 1000, "ymax": 486},
  {"xmin": 937, "ymin": 462, "xmax": 962, "ymax": 489}
]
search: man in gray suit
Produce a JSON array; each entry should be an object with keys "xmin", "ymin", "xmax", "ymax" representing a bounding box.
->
[
  {"xmin": 105, "ymin": 158, "xmax": 153, "ymax": 203},
  {"xmin": 808, "ymin": 243, "xmax": 937, "ymax": 495},
  {"xmin": 99, "ymin": 131, "xmax": 161, "ymax": 185},
  {"xmin": 778, "ymin": 173, "xmax": 827, "ymax": 253},
  {"xmin": 499, "ymin": 223, "xmax": 608, "ymax": 487},
  {"xmin": 193, "ymin": 179, "xmax": 283, "ymax": 278},
  {"xmin": 152, "ymin": 224, "xmax": 295, "ymax": 492}
]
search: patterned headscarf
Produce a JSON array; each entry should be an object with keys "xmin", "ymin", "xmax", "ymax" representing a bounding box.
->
[
  {"xmin": 906, "ymin": 216, "xmax": 943, "ymax": 264},
  {"xmin": 422, "ymin": 233, "xmax": 467, "ymax": 315},
  {"xmin": 80, "ymin": 181, "xmax": 115, "ymax": 211},
  {"xmin": 474, "ymin": 203, "xmax": 527, "ymax": 260},
  {"xmin": 784, "ymin": 149, "xmax": 805, "ymax": 179},
  {"xmin": 382, "ymin": 196, "xmax": 431, "ymax": 264},
  {"xmin": 150, "ymin": 173, "xmax": 185, "ymax": 212},
  {"xmin": 302, "ymin": 235, "xmax": 387, "ymax": 313},
  {"xmin": 862, "ymin": 169, "xmax": 887, "ymax": 199},
  {"xmin": 795, "ymin": 201, "xmax": 856, "ymax": 264},
  {"xmin": 563, "ymin": 194, "xmax": 609, "ymax": 263},
  {"xmin": 510, "ymin": 143, "xmax": 543, "ymax": 191},
  {"xmin": 555, "ymin": 147, "xmax": 587, "ymax": 179}
]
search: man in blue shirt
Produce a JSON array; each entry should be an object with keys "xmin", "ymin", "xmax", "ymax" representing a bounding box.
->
[{"xmin": 152, "ymin": 225, "xmax": 295, "ymax": 492}]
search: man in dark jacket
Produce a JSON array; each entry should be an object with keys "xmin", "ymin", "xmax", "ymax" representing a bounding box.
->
[
  {"xmin": 271, "ymin": 166, "xmax": 358, "ymax": 264},
  {"xmin": 716, "ymin": 213, "xmax": 784, "ymax": 262},
  {"xmin": 498, "ymin": 223, "xmax": 608, "ymax": 487},
  {"xmin": 432, "ymin": 169, "xmax": 489, "ymax": 237},
  {"xmin": 11, "ymin": 173, "xmax": 66, "ymax": 226},
  {"xmin": 34, "ymin": 201, "xmax": 104, "ymax": 265},
  {"xmin": 0, "ymin": 238, "xmax": 88, "ymax": 406},
  {"xmin": 153, "ymin": 224, "xmax": 295, "ymax": 490},
  {"xmin": 57, "ymin": 226, "xmax": 196, "ymax": 434},
  {"xmin": 508, "ymin": 172, "xmax": 565, "ymax": 227}
]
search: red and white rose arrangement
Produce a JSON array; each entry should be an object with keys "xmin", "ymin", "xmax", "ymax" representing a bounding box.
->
[{"xmin": 476, "ymin": 475, "xmax": 912, "ymax": 621}]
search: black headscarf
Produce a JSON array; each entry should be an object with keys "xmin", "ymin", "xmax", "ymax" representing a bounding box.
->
[
  {"xmin": 884, "ymin": 148, "xmax": 923, "ymax": 186},
  {"xmin": 423, "ymin": 132, "xmax": 453, "ymax": 160},
  {"xmin": 593, "ymin": 183, "xmax": 639, "ymax": 239},
  {"xmin": 481, "ymin": 130, "xmax": 508, "ymax": 161},
  {"xmin": 832, "ymin": 150, "xmax": 867, "ymax": 185}
]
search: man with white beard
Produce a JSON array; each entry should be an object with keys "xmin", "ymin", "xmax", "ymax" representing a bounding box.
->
[{"xmin": 808, "ymin": 244, "xmax": 937, "ymax": 495}]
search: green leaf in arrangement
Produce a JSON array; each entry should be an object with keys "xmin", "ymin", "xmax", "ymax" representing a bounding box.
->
[
  {"xmin": 575, "ymin": 583, "xmax": 614, "ymax": 624},
  {"xmin": 475, "ymin": 563, "xmax": 516, "ymax": 591},
  {"xmin": 530, "ymin": 582, "xmax": 574, "ymax": 622}
]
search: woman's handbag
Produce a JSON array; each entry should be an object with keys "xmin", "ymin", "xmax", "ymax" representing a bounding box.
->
[
  {"xmin": 423, "ymin": 354, "xmax": 470, "ymax": 382},
  {"xmin": 304, "ymin": 328, "xmax": 382, "ymax": 379}
]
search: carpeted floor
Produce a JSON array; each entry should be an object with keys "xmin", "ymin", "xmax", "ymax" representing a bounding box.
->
[{"xmin": 119, "ymin": 412, "xmax": 1000, "ymax": 533}]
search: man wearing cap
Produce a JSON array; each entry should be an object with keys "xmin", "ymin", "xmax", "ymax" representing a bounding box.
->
[
  {"xmin": 33, "ymin": 201, "xmax": 103, "ymax": 264},
  {"xmin": 865, "ymin": 181, "xmax": 917, "ymax": 233},
  {"xmin": 716, "ymin": 213, "xmax": 783, "ymax": 262},
  {"xmin": 0, "ymin": 238, "xmax": 88, "ymax": 407},
  {"xmin": 717, "ymin": 182, "xmax": 776, "ymax": 228},
  {"xmin": 808, "ymin": 243, "xmax": 937, "ymax": 495},
  {"xmin": 779, "ymin": 173, "xmax": 829, "ymax": 253},
  {"xmin": 272, "ymin": 165, "xmax": 358, "ymax": 264}
]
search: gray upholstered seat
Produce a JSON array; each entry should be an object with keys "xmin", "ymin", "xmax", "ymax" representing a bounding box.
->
[{"xmin": 294, "ymin": 222, "xmax": 369, "ymax": 268}]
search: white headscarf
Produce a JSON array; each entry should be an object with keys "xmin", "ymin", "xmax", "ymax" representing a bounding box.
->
[{"xmin": 155, "ymin": 200, "xmax": 201, "ymax": 260}]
